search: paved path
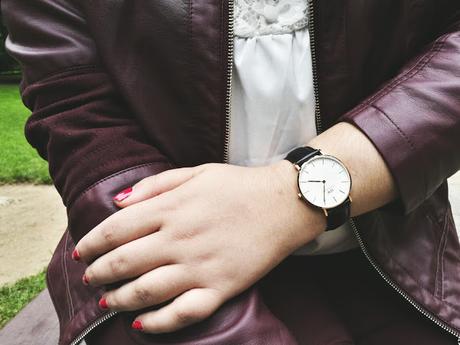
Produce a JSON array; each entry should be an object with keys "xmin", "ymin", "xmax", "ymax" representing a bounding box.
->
[
  {"xmin": 0, "ymin": 172, "xmax": 459, "ymax": 286},
  {"xmin": 0, "ymin": 184, "xmax": 66, "ymax": 286}
]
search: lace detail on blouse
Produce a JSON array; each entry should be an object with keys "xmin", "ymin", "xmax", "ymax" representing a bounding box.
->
[{"xmin": 234, "ymin": 0, "xmax": 309, "ymax": 37}]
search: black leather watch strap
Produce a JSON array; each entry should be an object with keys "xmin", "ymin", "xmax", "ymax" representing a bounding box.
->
[
  {"xmin": 326, "ymin": 198, "xmax": 351, "ymax": 231},
  {"xmin": 285, "ymin": 146, "xmax": 321, "ymax": 166}
]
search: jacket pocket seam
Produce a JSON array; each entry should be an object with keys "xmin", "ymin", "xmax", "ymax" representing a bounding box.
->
[
  {"xmin": 439, "ymin": 208, "xmax": 450, "ymax": 301},
  {"xmin": 389, "ymin": 245, "xmax": 459, "ymax": 310},
  {"xmin": 434, "ymin": 214, "xmax": 448, "ymax": 299},
  {"xmin": 63, "ymin": 232, "xmax": 76, "ymax": 317}
]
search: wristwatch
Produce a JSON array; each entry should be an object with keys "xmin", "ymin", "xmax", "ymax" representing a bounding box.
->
[{"xmin": 284, "ymin": 146, "xmax": 352, "ymax": 231}]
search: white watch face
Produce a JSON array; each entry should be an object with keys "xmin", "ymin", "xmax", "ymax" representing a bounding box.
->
[{"xmin": 298, "ymin": 155, "xmax": 351, "ymax": 209}]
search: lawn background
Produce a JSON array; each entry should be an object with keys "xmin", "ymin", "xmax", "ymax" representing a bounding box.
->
[
  {"xmin": 0, "ymin": 84, "xmax": 50, "ymax": 184},
  {"xmin": 0, "ymin": 270, "xmax": 46, "ymax": 328},
  {"xmin": 0, "ymin": 83, "xmax": 50, "ymax": 328}
]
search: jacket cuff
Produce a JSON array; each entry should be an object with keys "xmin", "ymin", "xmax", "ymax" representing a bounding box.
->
[
  {"xmin": 339, "ymin": 105, "xmax": 423, "ymax": 215},
  {"xmin": 67, "ymin": 162, "xmax": 171, "ymax": 243}
]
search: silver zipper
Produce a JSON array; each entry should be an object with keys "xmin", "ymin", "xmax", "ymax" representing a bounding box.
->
[
  {"xmin": 307, "ymin": 0, "xmax": 322, "ymax": 135},
  {"xmin": 70, "ymin": 311, "xmax": 117, "ymax": 345},
  {"xmin": 71, "ymin": 2, "xmax": 236, "ymax": 344},
  {"xmin": 223, "ymin": 0, "xmax": 235, "ymax": 163},
  {"xmin": 307, "ymin": 0, "xmax": 460, "ymax": 341}
]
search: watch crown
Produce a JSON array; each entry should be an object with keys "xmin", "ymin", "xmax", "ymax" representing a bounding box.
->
[{"xmin": 297, "ymin": 193, "xmax": 302, "ymax": 199}]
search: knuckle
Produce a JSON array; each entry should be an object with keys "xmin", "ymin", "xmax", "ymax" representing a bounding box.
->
[
  {"xmin": 107, "ymin": 256, "xmax": 127, "ymax": 278},
  {"xmin": 174, "ymin": 308, "xmax": 203, "ymax": 326},
  {"xmin": 133, "ymin": 284, "xmax": 152, "ymax": 305},
  {"xmin": 193, "ymin": 251, "xmax": 215, "ymax": 266},
  {"xmin": 165, "ymin": 219, "xmax": 202, "ymax": 243},
  {"xmin": 167, "ymin": 222, "xmax": 206, "ymax": 243},
  {"xmin": 170, "ymin": 228, "xmax": 198, "ymax": 242},
  {"xmin": 100, "ymin": 226, "xmax": 117, "ymax": 247}
]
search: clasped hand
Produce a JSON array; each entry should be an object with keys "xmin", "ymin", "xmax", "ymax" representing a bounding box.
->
[{"xmin": 73, "ymin": 161, "xmax": 325, "ymax": 333}]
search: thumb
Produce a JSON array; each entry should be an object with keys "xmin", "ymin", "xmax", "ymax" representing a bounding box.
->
[{"xmin": 112, "ymin": 166, "xmax": 202, "ymax": 207}]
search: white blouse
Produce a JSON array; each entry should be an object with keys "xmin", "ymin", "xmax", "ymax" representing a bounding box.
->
[{"xmin": 229, "ymin": 0, "xmax": 359, "ymax": 255}]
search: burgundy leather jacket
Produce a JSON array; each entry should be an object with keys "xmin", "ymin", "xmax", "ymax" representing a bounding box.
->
[{"xmin": 2, "ymin": 0, "xmax": 460, "ymax": 344}]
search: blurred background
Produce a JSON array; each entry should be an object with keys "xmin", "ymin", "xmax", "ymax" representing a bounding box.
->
[
  {"xmin": 0, "ymin": 5, "xmax": 459, "ymax": 336},
  {"xmin": 0, "ymin": 12, "xmax": 67, "ymax": 329}
]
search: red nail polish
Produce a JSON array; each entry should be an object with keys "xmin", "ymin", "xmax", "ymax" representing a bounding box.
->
[
  {"xmin": 71, "ymin": 249, "xmax": 80, "ymax": 261},
  {"xmin": 132, "ymin": 320, "xmax": 143, "ymax": 331},
  {"xmin": 113, "ymin": 187, "xmax": 133, "ymax": 202},
  {"xmin": 99, "ymin": 298, "xmax": 108, "ymax": 309},
  {"xmin": 82, "ymin": 274, "xmax": 89, "ymax": 286}
]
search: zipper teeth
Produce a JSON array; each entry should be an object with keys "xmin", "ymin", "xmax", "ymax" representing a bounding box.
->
[
  {"xmin": 70, "ymin": 311, "xmax": 117, "ymax": 345},
  {"xmin": 349, "ymin": 219, "xmax": 460, "ymax": 340},
  {"xmin": 223, "ymin": 0, "xmax": 235, "ymax": 164},
  {"xmin": 307, "ymin": 0, "xmax": 459, "ymax": 341},
  {"xmin": 307, "ymin": 0, "xmax": 322, "ymax": 135}
]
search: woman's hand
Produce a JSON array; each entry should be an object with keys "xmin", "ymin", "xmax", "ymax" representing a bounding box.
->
[{"xmin": 74, "ymin": 161, "xmax": 326, "ymax": 333}]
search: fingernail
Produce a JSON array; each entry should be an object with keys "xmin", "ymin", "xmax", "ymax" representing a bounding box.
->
[
  {"xmin": 132, "ymin": 320, "xmax": 143, "ymax": 331},
  {"xmin": 82, "ymin": 274, "xmax": 89, "ymax": 286},
  {"xmin": 113, "ymin": 187, "xmax": 133, "ymax": 202},
  {"xmin": 71, "ymin": 249, "xmax": 80, "ymax": 261},
  {"xmin": 98, "ymin": 297, "xmax": 108, "ymax": 309}
]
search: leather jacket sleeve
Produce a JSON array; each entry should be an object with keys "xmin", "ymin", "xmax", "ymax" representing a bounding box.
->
[
  {"xmin": 1, "ymin": 0, "xmax": 173, "ymax": 207},
  {"xmin": 338, "ymin": 9, "xmax": 460, "ymax": 215}
]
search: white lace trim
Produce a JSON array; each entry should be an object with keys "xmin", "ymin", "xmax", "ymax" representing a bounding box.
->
[{"xmin": 234, "ymin": 0, "xmax": 309, "ymax": 37}]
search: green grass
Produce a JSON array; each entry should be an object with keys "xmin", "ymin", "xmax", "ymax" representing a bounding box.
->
[
  {"xmin": 0, "ymin": 84, "xmax": 51, "ymax": 184},
  {"xmin": 0, "ymin": 269, "xmax": 47, "ymax": 329},
  {"xmin": 0, "ymin": 85, "xmax": 51, "ymax": 328}
]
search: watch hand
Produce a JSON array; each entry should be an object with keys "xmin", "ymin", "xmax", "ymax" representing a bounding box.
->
[
  {"xmin": 307, "ymin": 180, "xmax": 323, "ymax": 182},
  {"xmin": 323, "ymin": 182, "xmax": 326, "ymax": 205}
]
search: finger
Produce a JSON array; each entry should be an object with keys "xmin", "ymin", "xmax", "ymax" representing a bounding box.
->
[
  {"xmin": 83, "ymin": 232, "xmax": 170, "ymax": 286},
  {"xmin": 113, "ymin": 166, "xmax": 204, "ymax": 207},
  {"xmin": 102, "ymin": 264, "xmax": 196, "ymax": 312},
  {"xmin": 76, "ymin": 195, "xmax": 166, "ymax": 263},
  {"xmin": 132, "ymin": 288, "xmax": 223, "ymax": 334}
]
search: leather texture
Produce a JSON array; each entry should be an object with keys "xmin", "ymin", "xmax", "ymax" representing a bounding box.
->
[
  {"xmin": 1, "ymin": 0, "xmax": 460, "ymax": 343},
  {"xmin": 284, "ymin": 146, "xmax": 321, "ymax": 166},
  {"xmin": 326, "ymin": 198, "xmax": 351, "ymax": 231}
]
